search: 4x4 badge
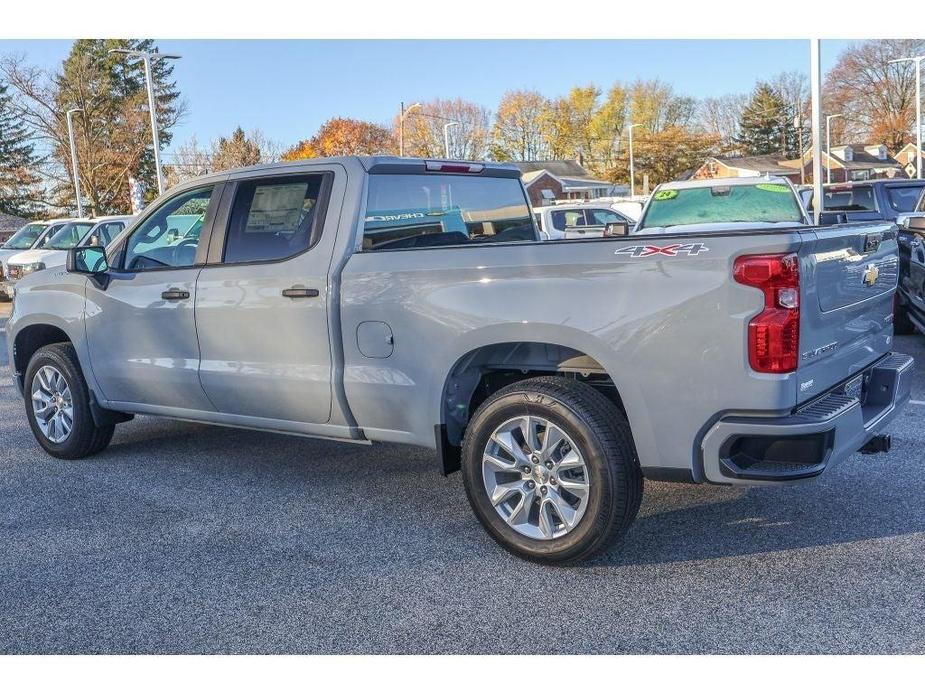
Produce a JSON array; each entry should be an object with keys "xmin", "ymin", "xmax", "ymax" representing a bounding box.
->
[{"xmin": 614, "ymin": 243, "xmax": 710, "ymax": 258}]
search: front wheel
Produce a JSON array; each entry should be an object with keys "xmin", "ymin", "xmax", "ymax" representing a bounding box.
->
[
  {"xmin": 461, "ymin": 376, "xmax": 642, "ymax": 564},
  {"xmin": 24, "ymin": 343, "xmax": 114, "ymax": 459}
]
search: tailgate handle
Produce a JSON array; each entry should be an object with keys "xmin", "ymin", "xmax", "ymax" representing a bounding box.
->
[
  {"xmin": 161, "ymin": 288, "xmax": 190, "ymax": 301},
  {"xmin": 282, "ymin": 286, "xmax": 320, "ymax": 299},
  {"xmin": 864, "ymin": 233, "xmax": 882, "ymax": 253}
]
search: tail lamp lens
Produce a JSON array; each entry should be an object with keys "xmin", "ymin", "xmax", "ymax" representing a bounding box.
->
[{"xmin": 733, "ymin": 253, "xmax": 800, "ymax": 373}]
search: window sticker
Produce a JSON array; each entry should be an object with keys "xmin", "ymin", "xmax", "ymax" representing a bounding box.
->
[
  {"xmin": 755, "ymin": 183, "xmax": 791, "ymax": 194},
  {"xmin": 653, "ymin": 189, "xmax": 679, "ymax": 201}
]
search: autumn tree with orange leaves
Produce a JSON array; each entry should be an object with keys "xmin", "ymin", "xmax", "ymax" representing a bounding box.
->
[{"xmin": 282, "ymin": 117, "xmax": 395, "ymax": 160}]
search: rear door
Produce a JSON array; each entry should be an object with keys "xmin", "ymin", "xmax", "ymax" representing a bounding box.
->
[
  {"xmin": 796, "ymin": 222, "xmax": 898, "ymax": 401},
  {"xmin": 194, "ymin": 168, "xmax": 343, "ymax": 425}
]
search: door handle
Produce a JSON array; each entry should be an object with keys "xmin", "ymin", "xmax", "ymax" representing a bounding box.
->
[
  {"xmin": 161, "ymin": 288, "xmax": 190, "ymax": 301},
  {"xmin": 282, "ymin": 287, "xmax": 320, "ymax": 299}
]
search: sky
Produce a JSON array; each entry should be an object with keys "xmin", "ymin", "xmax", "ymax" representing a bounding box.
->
[{"xmin": 1, "ymin": 39, "xmax": 855, "ymax": 158}]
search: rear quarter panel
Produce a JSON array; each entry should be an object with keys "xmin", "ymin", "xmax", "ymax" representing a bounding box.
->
[{"xmin": 340, "ymin": 233, "xmax": 805, "ymax": 480}]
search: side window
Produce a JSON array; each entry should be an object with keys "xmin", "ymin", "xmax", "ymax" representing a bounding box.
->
[
  {"xmin": 88, "ymin": 222, "xmax": 124, "ymax": 247},
  {"xmin": 587, "ymin": 209, "xmax": 622, "ymax": 225},
  {"xmin": 223, "ymin": 175, "xmax": 325, "ymax": 264},
  {"xmin": 550, "ymin": 209, "xmax": 586, "ymax": 231},
  {"xmin": 887, "ymin": 186, "xmax": 925, "ymax": 213},
  {"xmin": 123, "ymin": 186, "xmax": 216, "ymax": 270}
]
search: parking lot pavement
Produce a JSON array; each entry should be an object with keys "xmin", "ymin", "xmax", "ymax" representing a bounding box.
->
[{"xmin": 1, "ymin": 312, "xmax": 924, "ymax": 654}]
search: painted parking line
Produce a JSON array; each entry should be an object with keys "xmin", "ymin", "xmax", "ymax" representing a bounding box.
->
[{"xmin": 910, "ymin": 400, "xmax": 925, "ymax": 406}]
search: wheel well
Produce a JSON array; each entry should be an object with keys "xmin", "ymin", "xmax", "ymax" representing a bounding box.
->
[
  {"xmin": 13, "ymin": 324, "xmax": 71, "ymax": 387},
  {"xmin": 441, "ymin": 342, "xmax": 624, "ymax": 449}
]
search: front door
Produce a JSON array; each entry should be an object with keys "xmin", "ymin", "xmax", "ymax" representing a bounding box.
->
[
  {"xmin": 85, "ymin": 184, "xmax": 220, "ymax": 411},
  {"xmin": 194, "ymin": 171, "xmax": 341, "ymax": 425}
]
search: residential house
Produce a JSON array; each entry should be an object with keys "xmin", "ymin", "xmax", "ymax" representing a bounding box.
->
[
  {"xmin": 508, "ymin": 160, "xmax": 625, "ymax": 207},
  {"xmin": 894, "ymin": 143, "xmax": 923, "ymax": 178},
  {"xmin": 691, "ymin": 155, "xmax": 801, "ymax": 183},
  {"xmin": 781, "ymin": 144, "xmax": 906, "ymax": 183}
]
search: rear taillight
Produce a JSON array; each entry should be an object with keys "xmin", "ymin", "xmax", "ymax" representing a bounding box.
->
[{"xmin": 733, "ymin": 253, "xmax": 800, "ymax": 374}]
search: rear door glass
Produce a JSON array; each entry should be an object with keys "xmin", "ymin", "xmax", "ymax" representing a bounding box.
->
[
  {"xmin": 886, "ymin": 185, "xmax": 925, "ymax": 213},
  {"xmin": 363, "ymin": 174, "xmax": 536, "ymax": 250}
]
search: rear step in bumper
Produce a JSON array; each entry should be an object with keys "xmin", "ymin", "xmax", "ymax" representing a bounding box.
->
[{"xmin": 701, "ymin": 352, "xmax": 913, "ymax": 484}]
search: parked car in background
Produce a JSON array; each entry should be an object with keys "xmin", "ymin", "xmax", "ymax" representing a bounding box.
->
[
  {"xmin": 587, "ymin": 196, "xmax": 647, "ymax": 222},
  {"xmin": 892, "ymin": 186, "xmax": 925, "ymax": 333},
  {"xmin": 6, "ymin": 157, "xmax": 911, "ymax": 563},
  {"xmin": 534, "ymin": 203, "xmax": 633, "ymax": 240},
  {"xmin": 801, "ymin": 179, "xmax": 925, "ymax": 223},
  {"xmin": 2, "ymin": 216, "xmax": 133, "ymax": 296},
  {"xmin": 0, "ymin": 219, "xmax": 73, "ymax": 300},
  {"xmin": 633, "ymin": 177, "xmax": 818, "ymax": 234}
]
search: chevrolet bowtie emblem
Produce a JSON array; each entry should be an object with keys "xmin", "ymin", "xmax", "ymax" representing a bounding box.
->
[{"xmin": 862, "ymin": 263, "xmax": 880, "ymax": 287}]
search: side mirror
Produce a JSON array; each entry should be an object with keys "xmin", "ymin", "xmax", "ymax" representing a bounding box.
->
[
  {"xmin": 818, "ymin": 211, "xmax": 848, "ymax": 225},
  {"xmin": 897, "ymin": 212, "xmax": 925, "ymax": 231},
  {"xmin": 67, "ymin": 246, "xmax": 109, "ymax": 275},
  {"xmin": 604, "ymin": 221, "xmax": 629, "ymax": 237}
]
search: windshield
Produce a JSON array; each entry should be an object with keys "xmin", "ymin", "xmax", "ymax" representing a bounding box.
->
[
  {"xmin": 46, "ymin": 222, "xmax": 96, "ymax": 250},
  {"xmin": 363, "ymin": 174, "xmax": 537, "ymax": 250},
  {"xmin": 2, "ymin": 223, "xmax": 48, "ymax": 250},
  {"xmin": 638, "ymin": 183, "xmax": 804, "ymax": 230}
]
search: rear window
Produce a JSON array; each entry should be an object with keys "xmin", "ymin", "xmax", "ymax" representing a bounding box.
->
[
  {"xmin": 822, "ymin": 186, "xmax": 876, "ymax": 212},
  {"xmin": 638, "ymin": 183, "xmax": 804, "ymax": 230},
  {"xmin": 363, "ymin": 174, "xmax": 537, "ymax": 251},
  {"xmin": 886, "ymin": 185, "xmax": 925, "ymax": 213}
]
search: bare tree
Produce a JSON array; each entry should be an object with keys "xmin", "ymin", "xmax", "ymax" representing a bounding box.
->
[
  {"xmin": 697, "ymin": 93, "xmax": 748, "ymax": 154},
  {"xmin": 398, "ymin": 98, "xmax": 492, "ymax": 160}
]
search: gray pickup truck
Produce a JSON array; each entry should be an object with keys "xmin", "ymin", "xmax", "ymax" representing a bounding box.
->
[{"xmin": 5, "ymin": 157, "xmax": 913, "ymax": 563}]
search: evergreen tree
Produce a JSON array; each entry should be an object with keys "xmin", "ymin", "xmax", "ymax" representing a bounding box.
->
[
  {"xmin": 0, "ymin": 80, "xmax": 40, "ymax": 217},
  {"xmin": 734, "ymin": 83, "xmax": 797, "ymax": 157}
]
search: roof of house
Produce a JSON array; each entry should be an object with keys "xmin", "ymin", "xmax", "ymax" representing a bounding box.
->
[
  {"xmin": 508, "ymin": 160, "xmax": 592, "ymax": 178},
  {"xmin": 0, "ymin": 213, "xmax": 28, "ymax": 233},
  {"xmin": 709, "ymin": 154, "xmax": 795, "ymax": 176},
  {"xmin": 516, "ymin": 162, "xmax": 614, "ymax": 190},
  {"xmin": 785, "ymin": 144, "xmax": 905, "ymax": 172}
]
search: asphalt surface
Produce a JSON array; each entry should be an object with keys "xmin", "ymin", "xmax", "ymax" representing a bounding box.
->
[{"xmin": 1, "ymin": 301, "xmax": 924, "ymax": 654}]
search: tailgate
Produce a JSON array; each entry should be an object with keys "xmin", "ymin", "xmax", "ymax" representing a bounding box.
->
[{"xmin": 797, "ymin": 222, "xmax": 898, "ymax": 401}]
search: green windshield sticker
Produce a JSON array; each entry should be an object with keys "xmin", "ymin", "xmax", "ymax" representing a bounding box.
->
[
  {"xmin": 653, "ymin": 189, "xmax": 679, "ymax": 201},
  {"xmin": 755, "ymin": 183, "xmax": 791, "ymax": 194}
]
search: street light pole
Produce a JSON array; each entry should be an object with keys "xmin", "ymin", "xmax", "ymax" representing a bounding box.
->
[
  {"xmin": 65, "ymin": 108, "xmax": 84, "ymax": 218},
  {"xmin": 109, "ymin": 48, "xmax": 182, "ymax": 197},
  {"xmin": 825, "ymin": 113, "xmax": 843, "ymax": 184},
  {"xmin": 811, "ymin": 40, "xmax": 823, "ymax": 225},
  {"xmin": 627, "ymin": 123, "xmax": 641, "ymax": 198},
  {"xmin": 443, "ymin": 121, "xmax": 460, "ymax": 159},
  {"xmin": 889, "ymin": 56, "xmax": 924, "ymax": 178},
  {"xmin": 399, "ymin": 102, "xmax": 422, "ymax": 158}
]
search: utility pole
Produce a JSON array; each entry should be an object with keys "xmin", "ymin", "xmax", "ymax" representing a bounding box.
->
[
  {"xmin": 795, "ymin": 110, "xmax": 805, "ymax": 185},
  {"xmin": 627, "ymin": 123, "xmax": 641, "ymax": 198},
  {"xmin": 889, "ymin": 55, "xmax": 924, "ymax": 178},
  {"xmin": 443, "ymin": 121, "xmax": 460, "ymax": 159},
  {"xmin": 811, "ymin": 40, "xmax": 824, "ymax": 225},
  {"xmin": 65, "ymin": 108, "xmax": 84, "ymax": 217},
  {"xmin": 109, "ymin": 48, "xmax": 182, "ymax": 197},
  {"xmin": 825, "ymin": 113, "xmax": 843, "ymax": 184},
  {"xmin": 399, "ymin": 101, "xmax": 422, "ymax": 157}
]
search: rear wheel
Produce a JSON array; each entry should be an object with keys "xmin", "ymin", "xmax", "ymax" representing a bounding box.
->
[
  {"xmin": 24, "ymin": 343, "xmax": 114, "ymax": 459},
  {"xmin": 461, "ymin": 376, "xmax": 642, "ymax": 564}
]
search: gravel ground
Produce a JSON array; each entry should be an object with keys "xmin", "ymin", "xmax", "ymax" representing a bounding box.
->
[{"xmin": 1, "ymin": 301, "xmax": 924, "ymax": 654}]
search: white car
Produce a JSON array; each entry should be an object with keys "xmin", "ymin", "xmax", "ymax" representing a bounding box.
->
[
  {"xmin": 4, "ymin": 216, "xmax": 133, "ymax": 294},
  {"xmin": 0, "ymin": 218, "xmax": 74, "ymax": 300},
  {"xmin": 533, "ymin": 203, "xmax": 633, "ymax": 240}
]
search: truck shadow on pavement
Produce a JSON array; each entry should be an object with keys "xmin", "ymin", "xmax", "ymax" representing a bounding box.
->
[{"xmin": 97, "ymin": 414, "xmax": 925, "ymax": 569}]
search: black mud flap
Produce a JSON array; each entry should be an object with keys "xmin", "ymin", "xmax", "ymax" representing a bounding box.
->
[{"xmin": 435, "ymin": 424, "xmax": 461, "ymax": 476}]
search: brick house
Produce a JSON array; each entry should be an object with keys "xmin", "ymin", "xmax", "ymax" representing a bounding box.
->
[
  {"xmin": 508, "ymin": 160, "xmax": 625, "ymax": 207},
  {"xmin": 691, "ymin": 155, "xmax": 800, "ymax": 183}
]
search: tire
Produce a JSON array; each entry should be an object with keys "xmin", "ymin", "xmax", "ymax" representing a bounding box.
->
[
  {"xmin": 894, "ymin": 294, "xmax": 915, "ymax": 335},
  {"xmin": 23, "ymin": 343, "xmax": 115, "ymax": 459},
  {"xmin": 461, "ymin": 376, "xmax": 642, "ymax": 564}
]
